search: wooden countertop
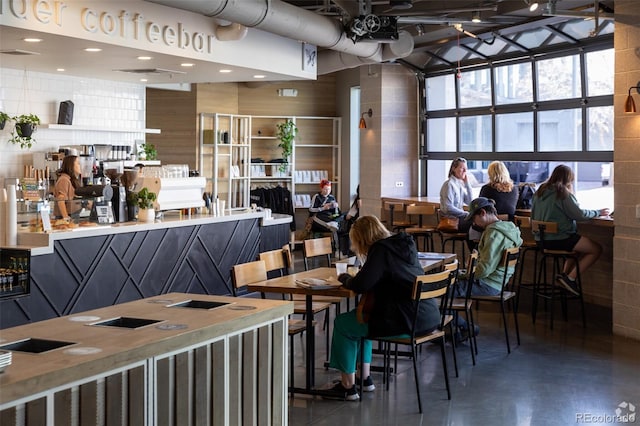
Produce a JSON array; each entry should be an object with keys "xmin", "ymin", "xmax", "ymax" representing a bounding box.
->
[{"xmin": 0, "ymin": 293, "xmax": 293, "ymax": 405}]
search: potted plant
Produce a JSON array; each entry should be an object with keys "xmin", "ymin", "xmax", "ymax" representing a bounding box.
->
[
  {"xmin": 135, "ymin": 187, "xmax": 157, "ymax": 222},
  {"xmin": 0, "ymin": 111, "xmax": 9, "ymax": 130},
  {"xmin": 9, "ymin": 113, "xmax": 41, "ymax": 149},
  {"xmin": 142, "ymin": 143, "xmax": 158, "ymax": 161},
  {"xmin": 275, "ymin": 119, "xmax": 297, "ymax": 173}
]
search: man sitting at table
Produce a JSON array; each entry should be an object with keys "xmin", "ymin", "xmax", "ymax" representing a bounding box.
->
[
  {"xmin": 454, "ymin": 197, "xmax": 523, "ymax": 342},
  {"xmin": 324, "ymin": 215, "xmax": 441, "ymax": 401}
]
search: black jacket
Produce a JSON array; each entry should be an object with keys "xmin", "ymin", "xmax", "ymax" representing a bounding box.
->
[{"xmin": 342, "ymin": 233, "xmax": 441, "ymax": 337}]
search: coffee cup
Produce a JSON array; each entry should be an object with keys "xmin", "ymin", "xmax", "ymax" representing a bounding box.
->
[{"xmin": 335, "ymin": 263, "xmax": 348, "ymax": 275}]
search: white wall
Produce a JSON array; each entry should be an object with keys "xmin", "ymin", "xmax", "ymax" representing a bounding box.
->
[{"xmin": 0, "ymin": 68, "xmax": 147, "ymax": 187}]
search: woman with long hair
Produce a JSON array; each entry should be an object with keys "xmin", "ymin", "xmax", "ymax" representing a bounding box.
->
[
  {"xmin": 479, "ymin": 161, "xmax": 519, "ymax": 220},
  {"xmin": 531, "ymin": 164, "xmax": 610, "ymax": 294},
  {"xmin": 439, "ymin": 157, "xmax": 473, "ymax": 233},
  {"xmin": 54, "ymin": 155, "xmax": 81, "ymax": 219},
  {"xmin": 324, "ymin": 215, "xmax": 440, "ymax": 401}
]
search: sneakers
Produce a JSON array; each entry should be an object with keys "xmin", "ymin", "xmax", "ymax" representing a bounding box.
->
[
  {"xmin": 556, "ymin": 273, "xmax": 580, "ymax": 296},
  {"xmin": 356, "ymin": 376, "xmax": 376, "ymax": 392},
  {"xmin": 323, "ymin": 382, "xmax": 359, "ymax": 401}
]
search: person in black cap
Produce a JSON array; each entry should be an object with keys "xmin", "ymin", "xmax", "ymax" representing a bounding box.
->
[{"xmin": 454, "ymin": 197, "xmax": 523, "ymax": 341}]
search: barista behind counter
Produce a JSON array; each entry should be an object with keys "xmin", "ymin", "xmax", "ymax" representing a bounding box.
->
[{"xmin": 54, "ymin": 155, "xmax": 81, "ymax": 220}]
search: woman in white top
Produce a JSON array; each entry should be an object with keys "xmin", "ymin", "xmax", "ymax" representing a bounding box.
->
[{"xmin": 439, "ymin": 157, "xmax": 473, "ymax": 233}]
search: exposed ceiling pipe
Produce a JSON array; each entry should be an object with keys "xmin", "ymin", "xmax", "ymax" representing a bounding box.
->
[
  {"xmin": 146, "ymin": 0, "xmax": 413, "ymax": 70},
  {"xmin": 215, "ymin": 23, "xmax": 248, "ymax": 41}
]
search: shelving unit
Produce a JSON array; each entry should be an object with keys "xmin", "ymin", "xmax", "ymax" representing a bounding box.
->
[
  {"xmin": 199, "ymin": 114, "xmax": 340, "ymax": 213},
  {"xmin": 199, "ymin": 113, "xmax": 251, "ymax": 210}
]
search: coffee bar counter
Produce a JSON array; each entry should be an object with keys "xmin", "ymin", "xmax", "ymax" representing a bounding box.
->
[
  {"xmin": 0, "ymin": 293, "xmax": 292, "ymax": 425},
  {"xmin": 1, "ymin": 211, "xmax": 293, "ymax": 329}
]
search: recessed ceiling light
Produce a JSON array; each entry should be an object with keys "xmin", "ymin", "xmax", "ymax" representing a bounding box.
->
[
  {"xmin": 219, "ymin": 69, "xmax": 232, "ymax": 73},
  {"xmin": 57, "ymin": 68, "xmax": 65, "ymax": 72},
  {"xmin": 137, "ymin": 56, "xmax": 152, "ymax": 60},
  {"xmin": 23, "ymin": 38, "xmax": 42, "ymax": 43},
  {"xmin": 84, "ymin": 48, "xmax": 102, "ymax": 52},
  {"xmin": 140, "ymin": 78, "xmax": 148, "ymax": 82},
  {"xmin": 253, "ymin": 75, "xmax": 266, "ymax": 79},
  {"xmin": 181, "ymin": 63, "xmax": 194, "ymax": 67}
]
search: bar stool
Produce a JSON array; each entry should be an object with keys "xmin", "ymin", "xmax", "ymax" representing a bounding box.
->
[
  {"xmin": 531, "ymin": 221, "xmax": 586, "ymax": 329},
  {"xmin": 383, "ymin": 201, "xmax": 416, "ymax": 232},
  {"xmin": 513, "ymin": 215, "xmax": 540, "ymax": 318},
  {"xmin": 436, "ymin": 208, "xmax": 467, "ymax": 261},
  {"xmin": 404, "ymin": 204, "xmax": 437, "ymax": 252}
]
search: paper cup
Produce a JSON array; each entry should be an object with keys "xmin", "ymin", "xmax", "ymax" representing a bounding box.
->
[{"xmin": 335, "ymin": 263, "xmax": 348, "ymax": 275}]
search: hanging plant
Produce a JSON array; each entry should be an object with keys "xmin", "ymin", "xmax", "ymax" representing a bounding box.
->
[
  {"xmin": 0, "ymin": 111, "xmax": 9, "ymax": 130},
  {"xmin": 275, "ymin": 119, "xmax": 297, "ymax": 173},
  {"xmin": 9, "ymin": 114, "xmax": 40, "ymax": 149}
]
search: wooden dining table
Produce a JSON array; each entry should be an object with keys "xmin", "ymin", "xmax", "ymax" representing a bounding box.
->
[
  {"xmin": 247, "ymin": 267, "xmax": 353, "ymax": 395},
  {"xmin": 247, "ymin": 253, "xmax": 456, "ymax": 396}
]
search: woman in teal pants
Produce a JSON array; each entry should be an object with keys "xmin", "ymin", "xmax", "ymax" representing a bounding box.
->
[{"xmin": 325, "ymin": 215, "xmax": 441, "ymax": 401}]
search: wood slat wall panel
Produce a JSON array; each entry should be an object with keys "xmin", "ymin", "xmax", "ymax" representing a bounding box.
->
[
  {"xmin": 106, "ymin": 373, "xmax": 123, "ymax": 426},
  {"xmin": 271, "ymin": 320, "xmax": 286, "ymax": 426},
  {"xmin": 128, "ymin": 366, "xmax": 146, "ymax": 426},
  {"xmin": 54, "ymin": 389, "xmax": 72, "ymax": 426},
  {"xmin": 80, "ymin": 381, "xmax": 98, "ymax": 426},
  {"xmin": 211, "ymin": 339, "xmax": 226, "ymax": 426},
  {"xmin": 242, "ymin": 330, "xmax": 258, "ymax": 425},
  {"xmin": 146, "ymin": 88, "xmax": 198, "ymax": 169},
  {"xmin": 175, "ymin": 351, "xmax": 193, "ymax": 425},
  {"xmin": 0, "ymin": 407, "xmax": 16, "ymax": 426},
  {"xmin": 26, "ymin": 397, "xmax": 46, "ymax": 426},
  {"xmin": 228, "ymin": 334, "xmax": 241, "ymax": 426},
  {"xmin": 196, "ymin": 83, "xmax": 240, "ymax": 114},
  {"xmin": 156, "ymin": 357, "xmax": 171, "ymax": 426},
  {"xmin": 194, "ymin": 345, "xmax": 210, "ymax": 426},
  {"xmin": 238, "ymin": 76, "xmax": 337, "ymax": 117},
  {"xmin": 257, "ymin": 325, "xmax": 272, "ymax": 426}
]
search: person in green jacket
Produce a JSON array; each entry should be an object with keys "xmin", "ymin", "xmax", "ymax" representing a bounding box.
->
[
  {"xmin": 454, "ymin": 197, "xmax": 523, "ymax": 340},
  {"xmin": 531, "ymin": 164, "xmax": 610, "ymax": 295}
]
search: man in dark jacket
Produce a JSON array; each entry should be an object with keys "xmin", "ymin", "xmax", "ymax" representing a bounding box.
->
[{"xmin": 324, "ymin": 216, "xmax": 441, "ymax": 401}]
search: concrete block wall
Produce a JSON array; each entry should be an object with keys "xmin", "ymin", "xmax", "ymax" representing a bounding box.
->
[{"xmin": 613, "ymin": 0, "xmax": 640, "ymax": 340}]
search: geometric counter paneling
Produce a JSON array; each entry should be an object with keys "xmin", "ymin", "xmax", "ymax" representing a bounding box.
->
[{"xmin": 0, "ymin": 219, "xmax": 288, "ymax": 329}]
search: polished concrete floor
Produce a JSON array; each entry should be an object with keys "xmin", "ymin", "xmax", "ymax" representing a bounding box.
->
[{"xmin": 286, "ymin": 257, "xmax": 640, "ymax": 425}]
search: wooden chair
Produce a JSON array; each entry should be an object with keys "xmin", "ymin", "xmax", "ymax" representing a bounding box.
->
[
  {"xmin": 530, "ymin": 221, "xmax": 586, "ymax": 329},
  {"xmin": 404, "ymin": 204, "xmax": 437, "ymax": 252},
  {"xmin": 436, "ymin": 208, "xmax": 468, "ymax": 261},
  {"xmin": 259, "ymin": 244, "xmax": 292, "ymax": 278},
  {"xmin": 361, "ymin": 269, "xmax": 455, "ymax": 413},
  {"xmin": 300, "ymin": 237, "xmax": 345, "ymax": 357},
  {"xmin": 383, "ymin": 201, "xmax": 416, "ymax": 232},
  {"xmin": 230, "ymin": 260, "xmax": 311, "ymax": 389},
  {"xmin": 448, "ymin": 253, "xmax": 479, "ymax": 364},
  {"xmin": 471, "ymin": 247, "xmax": 521, "ymax": 353}
]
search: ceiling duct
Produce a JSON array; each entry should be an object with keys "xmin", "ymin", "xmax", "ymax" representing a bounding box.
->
[{"xmin": 145, "ymin": 0, "xmax": 413, "ymax": 73}]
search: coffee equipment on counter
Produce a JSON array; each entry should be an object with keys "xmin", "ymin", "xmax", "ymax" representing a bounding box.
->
[
  {"xmin": 75, "ymin": 183, "xmax": 115, "ymax": 224},
  {"xmin": 104, "ymin": 168, "xmax": 127, "ymax": 223}
]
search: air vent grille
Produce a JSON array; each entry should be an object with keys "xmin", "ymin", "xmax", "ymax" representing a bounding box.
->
[
  {"xmin": 114, "ymin": 68, "xmax": 186, "ymax": 75},
  {"xmin": 0, "ymin": 49, "xmax": 41, "ymax": 56}
]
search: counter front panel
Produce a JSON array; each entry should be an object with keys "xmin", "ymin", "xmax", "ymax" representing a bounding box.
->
[{"xmin": 0, "ymin": 216, "xmax": 276, "ymax": 328}]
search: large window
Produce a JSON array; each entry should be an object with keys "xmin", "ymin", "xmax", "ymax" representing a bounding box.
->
[{"xmin": 422, "ymin": 43, "xmax": 614, "ymax": 202}]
